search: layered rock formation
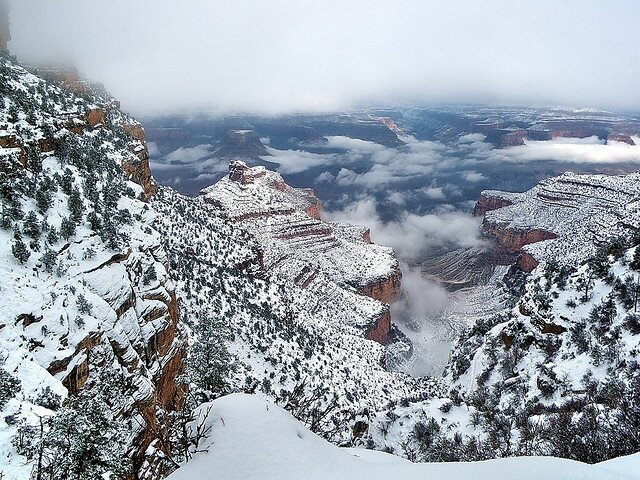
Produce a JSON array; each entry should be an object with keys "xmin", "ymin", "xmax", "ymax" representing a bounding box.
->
[
  {"xmin": 0, "ymin": 53, "xmax": 182, "ymax": 479},
  {"xmin": 607, "ymin": 133, "xmax": 636, "ymax": 145},
  {"xmin": 201, "ymin": 160, "xmax": 402, "ymax": 343},
  {"xmin": 476, "ymin": 172, "xmax": 640, "ymax": 271}
]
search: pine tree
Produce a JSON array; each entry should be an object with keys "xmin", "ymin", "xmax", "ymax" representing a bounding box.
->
[
  {"xmin": 59, "ymin": 216, "xmax": 76, "ymax": 240},
  {"xmin": 76, "ymin": 294, "xmax": 92, "ymax": 315},
  {"xmin": 187, "ymin": 315, "xmax": 235, "ymax": 399},
  {"xmin": 14, "ymin": 390, "xmax": 131, "ymax": 480},
  {"xmin": 39, "ymin": 248, "xmax": 56, "ymax": 273},
  {"xmin": 631, "ymin": 248, "xmax": 640, "ymax": 271},
  {"xmin": 0, "ymin": 360, "xmax": 21, "ymax": 409},
  {"xmin": 12, "ymin": 232, "xmax": 30, "ymax": 264},
  {"xmin": 23, "ymin": 211, "xmax": 40, "ymax": 239},
  {"xmin": 35, "ymin": 185, "xmax": 53, "ymax": 214},
  {"xmin": 67, "ymin": 187, "xmax": 83, "ymax": 223}
]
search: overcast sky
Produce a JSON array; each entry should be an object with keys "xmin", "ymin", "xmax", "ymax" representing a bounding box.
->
[{"xmin": 8, "ymin": 0, "xmax": 640, "ymax": 115}]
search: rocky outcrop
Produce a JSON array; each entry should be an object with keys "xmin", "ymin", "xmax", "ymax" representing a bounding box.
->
[
  {"xmin": 123, "ymin": 139, "xmax": 157, "ymax": 199},
  {"xmin": 517, "ymin": 252, "xmax": 540, "ymax": 272},
  {"xmin": 607, "ymin": 133, "xmax": 636, "ymax": 145},
  {"xmin": 473, "ymin": 193, "xmax": 514, "ymax": 216},
  {"xmin": 361, "ymin": 269, "xmax": 402, "ymax": 304},
  {"xmin": 500, "ymin": 130, "xmax": 527, "ymax": 147},
  {"xmin": 365, "ymin": 308, "xmax": 391, "ymax": 344},
  {"xmin": 87, "ymin": 107, "xmax": 107, "ymax": 127},
  {"xmin": 0, "ymin": 55, "xmax": 181, "ymax": 479},
  {"xmin": 214, "ymin": 129, "xmax": 270, "ymax": 160},
  {"xmin": 482, "ymin": 221, "xmax": 557, "ymax": 254},
  {"xmin": 201, "ymin": 161, "xmax": 401, "ymax": 344},
  {"xmin": 378, "ymin": 117, "xmax": 403, "ymax": 135},
  {"xmin": 477, "ymin": 172, "xmax": 640, "ymax": 270}
]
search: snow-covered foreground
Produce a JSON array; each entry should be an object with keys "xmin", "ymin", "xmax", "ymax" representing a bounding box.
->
[{"xmin": 167, "ymin": 394, "xmax": 640, "ymax": 480}]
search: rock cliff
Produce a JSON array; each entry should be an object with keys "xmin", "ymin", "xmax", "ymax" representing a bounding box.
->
[
  {"xmin": 201, "ymin": 160, "xmax": 402, "ymax": 343},
  {"xmin": 0, "ymin": 52, "xmax": 182, "ymax": 478},
  {"xmin": 476, "ymin": 172, "xmax": 640, "ymax": 271}
]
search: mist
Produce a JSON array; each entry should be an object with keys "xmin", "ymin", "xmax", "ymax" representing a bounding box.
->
[
  {"xmin": 8, "ymin": 0, "xmax": 640, "ymax": 115},
  {"xmin": 326, "ymin": 197, "xmax": 484, "ymax": 376}
]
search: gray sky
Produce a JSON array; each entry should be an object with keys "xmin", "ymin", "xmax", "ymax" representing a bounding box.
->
[{"xmin": 8, "ymin": 0, "xmax": 640, "ymax": 115}]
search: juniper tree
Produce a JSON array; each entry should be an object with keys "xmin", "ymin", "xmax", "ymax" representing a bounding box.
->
[
  {"xmin": 14, "ymin": 390, "xmax": 131, "ymax": 480},
  {"xmin": 23, "ymin": 211, "xmax": 40, "ymax": 239},
  {"xmin": 76, "ymin": 294, "xmax": 92, "ymax": 315},
  {"xmin": 39, "ymin": 248, "xmax": 56, "ymax": 273},
  {"xmin": 59, "ymin": 216, "xmax": 75, "ymax": 240},
  {"xmin": 67, "ymin": 187, "xmax": 83, "ymax": 223},
  {"xmin": 0, "ymin": 360, "xmax": 21, "ymax": 409},
  {"xmin": 187, "ymin": 314, "xmax": 235, "ymax": 400},
  {"xmin": 11, "ymin": 231, "xmax": 30, "ymax": 264},
  {"xmin": 631, "ymin": 248, "xmax": 640, "ymax": 271}
]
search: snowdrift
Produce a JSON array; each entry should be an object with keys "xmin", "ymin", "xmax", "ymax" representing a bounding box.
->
[{"xmin": 167, "ymin": 393, "xmax": 640, "ymax": 480}]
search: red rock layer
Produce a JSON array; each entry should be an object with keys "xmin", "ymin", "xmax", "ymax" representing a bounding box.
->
[
  {"xmin": 365, "ymin": 308, "xmax": 391, "ymax": 344},
  {"xmin": 483, "ymin": 220, "xmax": 557, "ymax": 254},
  {"xmin": 473, "ymin": 193, "xmax": 514, "ymax": 216},
  {"xmin": 607, "ymin": 133, "xmax": 636, "ymax": 145},
  {"xmin": 361, "ymin": 269, "xmax": 402, "ymax": 304}
]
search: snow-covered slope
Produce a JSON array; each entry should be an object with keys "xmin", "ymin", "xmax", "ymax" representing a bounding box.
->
[
  {"xmin": 166, "ymin": 393, "xmax": 640, "ymax": 480},
  {"xmin": 151, "ymin": 186, "xmax": 435, "ymax": 444},
  {"xmin": 363, "ymin": 176, "xmax": 640, "ymax": 465},
  {"xmin": 0, "ymin": 52, "xmax": 184, "ymax": 478}
]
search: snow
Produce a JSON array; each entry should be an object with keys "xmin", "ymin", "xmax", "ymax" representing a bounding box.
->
[
  {"xmin": 483, "ymin": 171, "xmax": 640, "ymax": 266},
  {"xmin": 167, "ymin": 394, "xmax": 640, "ymax": 480}
]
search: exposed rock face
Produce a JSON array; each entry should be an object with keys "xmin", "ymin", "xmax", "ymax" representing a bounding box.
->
[
  {"xmin": 365, "ymin": 308, "xmax": 391, "ymax": 344},
  {"xmin": 500, "ymin": 130, "xmax": 527, "ymax": 147},
  {"xmin": 477, "ymin": 172, "xmax": 640, "ymax": 270},
  {"xmin": 214, "ymin": 129, "xmax": 270, "ymax": 160},
  {"xmin": 122, "ymin": 126, "xmax": 157, "ymax": 199},
  {"xmin": 517, "ymin": 252, "xmax": 540, "ymax": 272},
  {"xmin": 482, "ymin": 221, "xmax": 557, "ymax": 254},
  {"xmin": 361, "ymin": 269, "xmax": 402, "ymax": 304},
  {"xmin": 607, "ymin": 133, "xmax": 636, "ymax": 145},
  {"xmin": 378, "ymin": 117, "xmax": 403, "ymax": 135},
  {"xmin": 473, "ymin": 193, "xmax": 514, "ymax": 216},
  {"xmin": 201, "ymin": 161, "xmax": 402, "ymax": 343},
  {"xmin": 87, "ymin": 107, "xmax": 107, "ymax": 127},
  {"xmin": 0, "ymin": 55, "xmax": 182, "ymax": 479}
]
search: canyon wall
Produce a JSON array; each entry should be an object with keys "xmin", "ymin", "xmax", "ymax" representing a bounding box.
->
[{"xmin": 201, "ymin": 161, "xmax": 402, "ymax": 344}]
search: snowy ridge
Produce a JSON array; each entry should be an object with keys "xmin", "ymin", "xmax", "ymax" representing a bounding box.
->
[
  {"xmin": 482, "ymin": 171, "xmax": 640, "ymax": 266},
  {"xmin": 166, "ymin": 394, "xmax": 640, "ymax": 480},
  {"xmin": 152, "ymin": 186, "xmax": 436, "ymax": 444},
  {"xmin": 0, "ymin": 53, "xmax": 184, "ymax": 478},
  {"xmin": 200, "ymin": 160, "xmax": 401, "ymax": 338}
]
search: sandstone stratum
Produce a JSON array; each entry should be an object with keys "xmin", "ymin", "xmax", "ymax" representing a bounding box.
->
[{"xmin": 201, "ymin": 160, "xmax": 403, "ymax": 343}]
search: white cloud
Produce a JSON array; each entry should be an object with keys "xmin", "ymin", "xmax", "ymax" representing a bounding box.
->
[
  {"xmin": 11, "ymin": 1, "xmax": 640, "ymax": 114},
  {"xmin": 458, "ymin": 133, "xmax": 486, "ymax": 144},
  {"xmin": 462, "ymin": 170, "xmax": 486, "ymax": 182},
  {"xmin": 422, "ymin": 187, "xmax": 446, "ymax": 200},
  {"xmin": 163, "ymin": 145, "xmax": 212, "ymax": 163},
  {"xmin": 387, "ymin": 191, "xmax": 407, "ymax": 205},
  {"xmin": 315, "ymin": 171, "xmax": 335, "ymax": 183},
  {"xmin": 326, "ymin": 197, "xmax": 484, "ymax": 262},
  {"xmin": 483, "ymin": 137, "xmax": 640, "ymax": 164}
]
